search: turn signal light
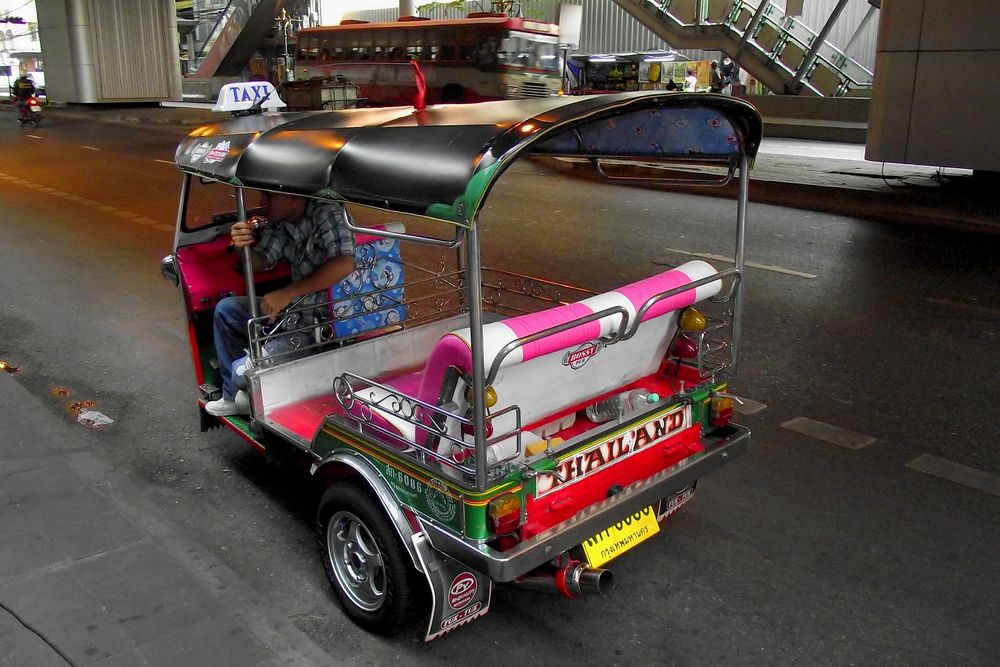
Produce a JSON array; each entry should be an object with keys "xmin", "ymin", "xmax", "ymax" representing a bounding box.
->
[
  {"xmin": 488, "ymin": 493, "xmax": 521, "ymax": 535},
  {"xmin": 465, "ymin": 385, "xmax": 498, "ymax": 408},
  {"xmin": 710, "ymin": 395, "xmax": 734, "ymax": 427},
  {"xmin": 679, "ymin": 307, "xmax": 707, "ymax": 333}
]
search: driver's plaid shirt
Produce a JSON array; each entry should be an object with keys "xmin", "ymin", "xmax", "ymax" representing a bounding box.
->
[{"xmin": 255, "ymin": 199, "xmax": 355, "ymax": 310}]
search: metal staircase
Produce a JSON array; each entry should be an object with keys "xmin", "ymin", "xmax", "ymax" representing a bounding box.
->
[
  {"xmin": 611, "ymin": 0, "xmax": 875, "ymax": 96},
  {"xmin": 189, "ymin": 0, "xmax": 285, "ymax": 78}
]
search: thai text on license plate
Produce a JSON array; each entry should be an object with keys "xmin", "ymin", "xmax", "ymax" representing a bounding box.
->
[{"xmin": 581, "ymin": 506, "xmax": 660, "ymax": 568}]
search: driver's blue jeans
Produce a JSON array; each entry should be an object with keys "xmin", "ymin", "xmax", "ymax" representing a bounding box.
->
[{"xmin": 213, "ymin": 296, "xmax": 251, "ymax": 400}]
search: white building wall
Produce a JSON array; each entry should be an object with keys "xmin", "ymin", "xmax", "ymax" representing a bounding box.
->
[
  {"xmin": 36, "ymin": 0, "xmax": 182, "ymax": 103},
  {"xmin": 867, "ymin": 0, "xmax": 1000, "ymax": 171}
]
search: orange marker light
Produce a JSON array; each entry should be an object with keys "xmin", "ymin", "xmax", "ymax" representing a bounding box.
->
[
  {"xmin": 488, "ymin": 493, "xmax": 521, "ymax": 535},
  {"xmin": 679, "ymin": 307, "xmax": 707, "ymax": 333}
]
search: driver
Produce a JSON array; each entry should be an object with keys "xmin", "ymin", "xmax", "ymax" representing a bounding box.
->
[
  {"xmin": 11, "ymin": 73, "xmax": 35, "ymax": 117},
  {"xmin": 206, "ymin": 192, "xmax": 355, "ymax": 416}
]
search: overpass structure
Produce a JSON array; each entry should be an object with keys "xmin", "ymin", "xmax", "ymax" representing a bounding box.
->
[
  {"xmin": 611, "ymin": 0, "xmax": 876, "ymax": 97},
  {"xmin": 186, "ymin": 0, "xmax": 285, "ymax": 78}
]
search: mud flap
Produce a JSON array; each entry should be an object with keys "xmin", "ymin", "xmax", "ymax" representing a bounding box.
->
[{"xmin": 412, "ymin": 532, "xmax": 492, "ymax": 642}]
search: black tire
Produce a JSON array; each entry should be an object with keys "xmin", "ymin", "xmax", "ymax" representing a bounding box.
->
[
  {"xmin": 316, "ymin": 482, "xmax": 421, "ymax": 634},
  {"xmin": 441, "ymin": 83, "xmax": 464, "ymax": 103}
]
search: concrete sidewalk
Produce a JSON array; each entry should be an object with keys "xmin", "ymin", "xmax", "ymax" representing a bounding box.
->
[{"xmin": 0, "ymin": 374, "xmax": 337, "ymax": 667}]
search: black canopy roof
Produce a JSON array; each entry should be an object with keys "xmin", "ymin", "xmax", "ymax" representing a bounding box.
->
[{"xmin": 175, "ymin": 92, "xmax": 762, "ymax": 225}]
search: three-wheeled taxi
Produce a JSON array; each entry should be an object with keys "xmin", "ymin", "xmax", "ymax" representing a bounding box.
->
[{"xmin": 162, "ymin": 81, "xmax": 760, "ymax": 641}]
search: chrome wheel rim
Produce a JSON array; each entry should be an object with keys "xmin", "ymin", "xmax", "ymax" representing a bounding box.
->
[{"xmin": 326, "ymin": 510, "xmax": 386, "ymax": 612}]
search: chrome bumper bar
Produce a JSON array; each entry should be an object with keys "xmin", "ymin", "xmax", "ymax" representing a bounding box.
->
[{"xmin": 419, "ymin": 423, "xmax": 750, "ymax": 582}]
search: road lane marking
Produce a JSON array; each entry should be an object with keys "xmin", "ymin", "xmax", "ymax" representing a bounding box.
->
[
  {"xmin": 0, "ymin": 174, "xmax": 172, "ymax": 232},
  {"xmin": 661, "ymin": 247, "xmax": 817, "ymax": 279},
  {"xmin": 906, "ymin": 454, "xmax": 1000, "ymax": 496},
  {"xmin": 26, "ymin": 134, "xmax": 42, "ymax": 139},
  {"xmin": 733, "ymin": 397, "xmax": 767, "ymax": 416},
  {"xmin": 781, "ymin": 417, "xmax": 875, "ymax": 449},
  {"xmin": 154, "ymin": 159, "xmax": 175, "ymax": 165},
  {"xmin": 82, "ymin": 145, "xmax": 101, "ymax": 151}
]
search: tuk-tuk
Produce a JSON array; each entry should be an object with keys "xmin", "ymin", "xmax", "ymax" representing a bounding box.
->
[{"xmin": 163, "ymin": 81, "xmax": 760, "ymax": 641}]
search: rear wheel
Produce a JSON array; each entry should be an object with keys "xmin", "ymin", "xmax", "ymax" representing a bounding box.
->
[
  {"xmin": 441, "ymin": 83, "xmax": 464, "ymax": 103},
  {"xmin": 316, "ymin": 482, "xmax": 421, "ymax": 634}
]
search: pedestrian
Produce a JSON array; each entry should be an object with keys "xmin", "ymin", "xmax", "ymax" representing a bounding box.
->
[
  {"xmin": 665, "ymin": 78, "xmax": 679, "ymax": 91},
  {"xmin": 709, "ymin": 60, "xmax": 723, "ymax": 93},
  {"xmin": 206, "ymin": 192, "xmax": 356, "ymax": 416},
  {"xmin": 721, "ymin": 56, "xmax": 737, "ymax": 95},
  {"xmin": 683, "ymin": 68, "xmax": 698, "ymax": 92}
]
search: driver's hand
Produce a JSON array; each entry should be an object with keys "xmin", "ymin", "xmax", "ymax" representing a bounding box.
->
[
  {"xmin": 230, "ymin": 221, "xmax": 256, "ymax": 249},
  {"xmin": 261, "ymin": 287, "xmax": 293, "ymax": 323}
]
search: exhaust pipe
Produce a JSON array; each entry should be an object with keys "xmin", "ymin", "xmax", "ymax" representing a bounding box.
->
[{"xmin": 513, "ymin": 561, "xmax": 615, "ymax": 598}]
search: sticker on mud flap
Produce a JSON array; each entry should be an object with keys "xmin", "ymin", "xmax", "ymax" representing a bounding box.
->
[
  {"xmin": 189, "ymin": 141, "xmax": 211, "ymax": 162},
  {"xmin": 448, "ymin": 572, "xmax": 477, "ymax": 611},
  {"xmin": 412, "ymin": 533, "xmax": 492, "ymax": 642},
  {"xmin": 562, "ymin": 341, "xmax": 603, "ymax": 370},
  {"xmin": 425, "ymin": 478, "xmax": 457, "ymax": 522},
  {"xmin": 203, "ymin": 140, "xmax": 231, "ymax": 164}
]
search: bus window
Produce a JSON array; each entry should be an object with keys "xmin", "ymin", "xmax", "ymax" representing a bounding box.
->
[
  {"xmin": 298, "ymin": 37, "xmax": 318, "ymax": 61},
  {"xmin": 499, "ymin": 33, "xmax": 559, "ymax": 72},
  {"xmin": 476, "ymin": 36, "xmax": 498, "ymax": 67}
]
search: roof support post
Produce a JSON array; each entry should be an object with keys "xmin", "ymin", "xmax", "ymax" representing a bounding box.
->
[
  {"xmin": 465, "ymin": 220, "xmax": 488, "ymax": 492},
  {"xmin": 738, "ymin": 0, "xmax": 771, "ymax": 50},
  {"xmin": 792, "ymin": 0, "xmax": 851, "ymax": 89}
]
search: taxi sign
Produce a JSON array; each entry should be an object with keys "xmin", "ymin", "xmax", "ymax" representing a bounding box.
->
[{"xmin": 213, "ymin": 81, "xmax": 286, "ymax": 113}]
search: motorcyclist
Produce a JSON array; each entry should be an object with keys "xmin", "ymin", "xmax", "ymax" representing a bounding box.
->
[{"xmin": 11, "ymin": 73, "xmax": 36, "ymax": 120}]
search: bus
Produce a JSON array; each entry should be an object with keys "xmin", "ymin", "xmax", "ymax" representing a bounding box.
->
[{"xmin": 295, "ymin": 14, "xmax": 562, "ymax": 106}]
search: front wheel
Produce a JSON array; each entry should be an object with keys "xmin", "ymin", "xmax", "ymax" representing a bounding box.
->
[{"xmin": 316, "ymin": 482, "xmax": 421, "ymax": 634}]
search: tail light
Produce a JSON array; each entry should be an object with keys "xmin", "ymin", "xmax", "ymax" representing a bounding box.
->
[
  {"xmin": 671, "ymin": 307, "xmax": 707, "ymax": 360},
  {"xmin": 710, "ymin": 395, "xmax": 734, "ymax": 427},
  {"xmin": 488, "ymin": 492, "xmax": 521, "ymax": 535},
  {"xmin": 670, "ymin": 334, "xmax": 699, "ymax": 359}
]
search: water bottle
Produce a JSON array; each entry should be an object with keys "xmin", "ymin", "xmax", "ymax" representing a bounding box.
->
[{"xmin": 586, "ymin": 389, "xmax": 660, "ymax": 423}]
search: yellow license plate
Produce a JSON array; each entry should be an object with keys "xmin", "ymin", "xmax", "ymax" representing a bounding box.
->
[{"xmin": 581, "ymin": 506, "xmax": 660, "ymax": 568}]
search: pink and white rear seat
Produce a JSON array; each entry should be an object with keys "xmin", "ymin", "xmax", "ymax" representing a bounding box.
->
[{"xmin": 352, "ymin": 260, "xmax": 721, "ymax": 467}]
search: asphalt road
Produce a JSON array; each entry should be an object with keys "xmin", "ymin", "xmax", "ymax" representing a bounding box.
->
[{"xmin": 2, "ymin": 111, "xmax": 999, "ymax": 665}]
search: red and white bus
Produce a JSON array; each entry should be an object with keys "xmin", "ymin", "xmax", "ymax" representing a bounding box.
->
[{"xmin": 295, "ymin": 14, "xmax": 562, "ymax": 106}]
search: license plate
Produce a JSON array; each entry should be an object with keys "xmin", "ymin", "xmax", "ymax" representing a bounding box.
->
[{"xmin": 581, "ymin": 506, "xmax": 660, "ymax": 568}]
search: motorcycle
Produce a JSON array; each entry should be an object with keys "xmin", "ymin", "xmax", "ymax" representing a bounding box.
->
[{"xmin": 16, "ymin": 95, "xmax": 42, "ymax": 127}]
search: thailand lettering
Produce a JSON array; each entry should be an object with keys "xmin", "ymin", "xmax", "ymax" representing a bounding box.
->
[{"xmin": 535, "ymin": 406, "xmax": 689, "ymax": 497}]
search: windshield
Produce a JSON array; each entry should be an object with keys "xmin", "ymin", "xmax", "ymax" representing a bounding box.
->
[{"xmin": 498, "ymin": 32, "xmax": 560, "ymax": 73}]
